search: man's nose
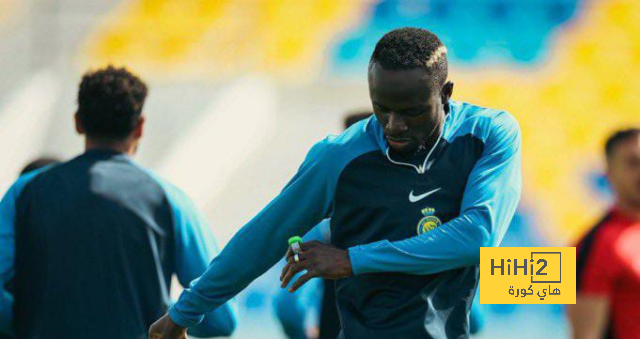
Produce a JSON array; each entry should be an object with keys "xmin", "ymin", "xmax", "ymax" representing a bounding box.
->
[{"xmin": 386, "ymin": 112, "xmax": 408, "ymax": 134}]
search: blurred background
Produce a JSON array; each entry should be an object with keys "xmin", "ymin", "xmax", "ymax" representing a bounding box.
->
[{"xmin": 1, "ymin": 0, "xmax": 638, "ymax": 338}]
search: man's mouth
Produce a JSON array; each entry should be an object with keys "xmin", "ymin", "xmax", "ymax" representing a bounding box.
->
[{"xmin": 386, "ymin": 137, "xmax": 411, "ymax": 148}]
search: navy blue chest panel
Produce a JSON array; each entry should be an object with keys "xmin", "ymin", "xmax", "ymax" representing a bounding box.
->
[
  {"xmin": 331, "ymin": 134, "xmax": 485, "ymax": 249},
  {"xmin": 329, "ymin": 134, "xmax": 484, "ymax": 337}
]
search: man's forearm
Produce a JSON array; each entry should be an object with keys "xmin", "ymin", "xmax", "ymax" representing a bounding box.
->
[
  {"xmin": 568, "ymin": 296, "xmax": 609, "ymax": 339},
  {"xmin": 348, "ymin": 211, "xmax": 489, "ymax": 275}
]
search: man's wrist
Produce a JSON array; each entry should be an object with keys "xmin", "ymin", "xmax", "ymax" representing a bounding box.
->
[
  {"xmin": 168, "ymin": 305, "xmax": 200, "ymax": 328},
  {"xmin": 343, "ymin": 249, "xmax": 354, "ymax": 277}
]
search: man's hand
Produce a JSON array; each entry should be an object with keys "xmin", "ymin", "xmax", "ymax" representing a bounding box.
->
[
  {"xmin": 148, "ymin": 313, "xmax": 187, "ymax": 339},
  {"xmin": 280, "ymin": 241, "xmax": 353, "ymax": 292}
]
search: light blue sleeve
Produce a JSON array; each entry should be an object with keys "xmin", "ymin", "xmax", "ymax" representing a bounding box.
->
[
  {"xmin": 348, "ymin": 112, "xmax": 522, "ymax": 275},
  {"xmin": 160, "ymin": 181, "xmax": 237, "ymax": 337},
  {"xmin": 169, "ymin": 142, "xmax": 341, "ymax": 327},
  {"xmin": 272, "ymin": 219, "xmax": 330, "ymax": 339},
  {"xmin": 168, "ymin": 140, "xmax": 351, "ymax": 328},
  {"xmin": 301, "ymin": 219, "xmax": 331, "ymax": 244},
  {"xmin": 0, "ymin": 169, "xmax": 46, "ymax": 336}
]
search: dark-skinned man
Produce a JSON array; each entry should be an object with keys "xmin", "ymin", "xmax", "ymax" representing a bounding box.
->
[{"xmin": 150, "ymin": 27, "xmax": 522, "ymax": 339}]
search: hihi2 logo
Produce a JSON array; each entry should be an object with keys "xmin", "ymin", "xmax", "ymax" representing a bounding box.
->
[{"xmin": 480, "ymin": 247, "xmax": 576, "ymax": 304}]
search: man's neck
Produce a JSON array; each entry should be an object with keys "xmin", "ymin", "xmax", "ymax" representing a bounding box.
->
[
  {"xmin": 419, "ymin": 111, "xmax": 446, "ymax": 155},
  {"xmin": 85, "ymin": 138, "xmax": 137, "ymax": 156},
  {"xmin": 615, "ymin": 199, "xmax": 640, "ymax": 222},
  {"xmin": 423, "ymin": 124, "xmax": 443, "ymax": 152}
]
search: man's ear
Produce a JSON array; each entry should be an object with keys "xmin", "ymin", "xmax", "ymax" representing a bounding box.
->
[
  {"xmin": 441, "ymin": 81, "xmax": 454, "ymax": 105},
  {"xmin": 133, "ymin": 115, "xmax": 145, "ymax": 139},
  {"xmin": 74, "ymin": 113, "xmax": 85, "ymax": 135}
]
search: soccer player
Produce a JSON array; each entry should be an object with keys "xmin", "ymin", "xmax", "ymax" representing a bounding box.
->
[
  {"xmin": 569, "ymin": 129, "xmax": 640, "ymax": 339},
  {"xmin": 150, "ymin": 27, "xmax": 521, "ymax": 339},
  {"xmin": 276, "ymin": 111, "xmax": 486, "ymax": 339},
  {"xmin": 0, "ymin": 66, "xmax": 236, "ymax": 339}
]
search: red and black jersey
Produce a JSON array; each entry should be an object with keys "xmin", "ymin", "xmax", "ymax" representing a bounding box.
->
[{"xmin": 576, "ymin": 208, "xmax": 640, "ymax": 339}]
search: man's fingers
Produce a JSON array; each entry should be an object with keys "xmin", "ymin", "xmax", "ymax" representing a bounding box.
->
[
  {"xmin": 281, "ymin": 263, "xmax": 296, "ymax": 287},
  {"xmin": 149, "ymin": 327, "xmax": 164, "ymax": 339},
  {"xmin": 280, "ymin": 258, "xmax": 297, "ymax": 282},
  {"xmin": 280, "ymin": 248, "xmax": 313, "ymax": 281},
  {"xmin": 280, "ymin": 262, "xmax": 289, "ymax": 282},
  {"xmin": 292, "ymin": 250, "xmax": 310, "ymax": 262},
  {"xmin": 280, "ymin": 240, "xmax": 319, "ymax": 282},
  {"xmin": 299, "ymin": 241, "xmax": 320, "ymax": 251},
  {"xmin": 289, "ymin": 271, "xmax": 315, "ymax": 293},
  {"xmin": 281, "ymin": 248, "xmax": 297, "ymax": 281},
  {"xmin": 280, "ymin": 254, "xmax": 302, "ymax": 281},
  {"xmin": 281, "ymin": 261, "xmax": 306, "ymax": 288},
  {"xmin": 149, "ymin": 322, "xmax": 162, "ymax": 338},
  {"xmin": 281, "ymin": 261, "xmax": 309, "ymax": 288}
]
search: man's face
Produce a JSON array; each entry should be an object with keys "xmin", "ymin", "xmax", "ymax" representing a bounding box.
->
[
  {"xmin": 368, "ymin": 63, "xmax": 450, "ymax": 154},
  {"xmin": 607, "ymin": 134, "xmax": 640, "ymax": 208}
]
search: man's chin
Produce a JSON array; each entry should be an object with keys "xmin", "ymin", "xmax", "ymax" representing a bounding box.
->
[{"xmin": 388, "ymin": 143, "xmax": 419, "ymax": 155}]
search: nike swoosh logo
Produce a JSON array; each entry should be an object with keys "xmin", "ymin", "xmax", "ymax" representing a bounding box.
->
[{"xmin": 408, "ymin": 188, "xmax": 441, "ymax": 203}]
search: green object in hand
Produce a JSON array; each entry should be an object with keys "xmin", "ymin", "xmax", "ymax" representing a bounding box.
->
[
  {"xmin": 288, "ymin": 236, "xmax": 302, "ymax": 246},
  {"xmin": 288, "ymin": 236, "xmax": 303, "ymax": 260}
]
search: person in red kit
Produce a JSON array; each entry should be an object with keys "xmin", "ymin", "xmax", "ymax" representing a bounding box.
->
[{"xmin": 569, "ymin": 128, "xmax": 640, "ymax": 339}]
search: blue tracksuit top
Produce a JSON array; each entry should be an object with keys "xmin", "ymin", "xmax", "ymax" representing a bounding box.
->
[
  {"xmin": 0, "ymin": 150, "xmax": 236, "ymax": 339},
  {"xmin": 170, "ymin": 100, "xmax": 522, "ymax": 338}
]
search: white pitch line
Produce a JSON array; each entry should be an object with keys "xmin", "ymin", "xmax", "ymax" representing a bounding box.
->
[
  {"xmin": 157, "ymin": 76, "xmax": 277, "ymax": 209},
  {"xmin": 0, "ymin": 70, "xmax": 59, "ymax": 194}
]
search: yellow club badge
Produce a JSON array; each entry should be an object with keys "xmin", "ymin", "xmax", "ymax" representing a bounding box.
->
[{"xmin": 416, "ymin": 207, "xmax": 441, "ymax": 235}]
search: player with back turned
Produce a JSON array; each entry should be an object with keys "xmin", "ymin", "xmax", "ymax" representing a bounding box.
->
[
  {"xmin": 0, "ymin": 66, "xmax": 236, "ymax": 339},
  {"xmin": 150, "ymin": 27, "xmax": 522, "ymax": 339}
]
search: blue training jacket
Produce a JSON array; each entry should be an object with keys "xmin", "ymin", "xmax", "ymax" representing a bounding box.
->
[
  {"xmin": 0, "ymin": 150, "xmax": 236, "ymax": 339},
  {"xmin": 170, "ymin": 100, "xmax": 522, "ymax": 338},
  {"xmin": 273, "ymin": 220, "xmax": 485, "ymax": 338}
]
